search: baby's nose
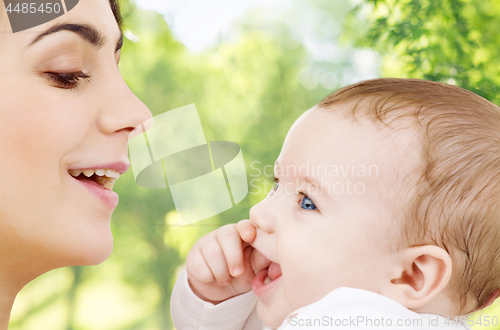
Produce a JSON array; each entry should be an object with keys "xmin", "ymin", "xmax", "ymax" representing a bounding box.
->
[{"xmin": 249, "ymin": 201, "xmax": 275, "ymax": 233}]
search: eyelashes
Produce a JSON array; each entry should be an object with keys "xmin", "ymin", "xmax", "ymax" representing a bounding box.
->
[
  {"xmin": 45, "ymin": 71, "xmax": 91, "ymax": 89},
  {"xmin": 273, "ymin": 176, "xmax": 279, "ymax": 188},
  {"xmin": 265, "ymin": 176, "xmax": 279, "ymax": 198},
  {"xmin": 268, "ymin": 176, "xmax": 319, "ymax": 211}
]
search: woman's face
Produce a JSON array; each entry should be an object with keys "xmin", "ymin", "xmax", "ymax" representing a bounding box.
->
[{"xmin": 0, "ymin": 0, "xmax": 151, "ymax": 274}]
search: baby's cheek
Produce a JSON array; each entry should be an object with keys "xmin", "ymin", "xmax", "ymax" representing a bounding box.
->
[
  {"xmin": 285, "ymin": 257, "xmax": 333, "ymax": 306},
  {"xmin": 282, "ymin": 279, "xmax": 316, "ymax": 316},
  {"xmin": 282, "ymin": 263, "xmax": 307, "ymax": 294}
]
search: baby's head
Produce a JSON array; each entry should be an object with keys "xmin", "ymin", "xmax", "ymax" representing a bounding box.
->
[{"xmin": 249, "ymin": 78, "xmax": 500, "ymax": 328}]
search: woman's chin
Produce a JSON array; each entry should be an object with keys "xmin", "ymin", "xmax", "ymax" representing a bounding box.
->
[
  {"xmin": 64, "ymin": 231, "xmax": 114, "ymax": 266},
  {"xmin": 83, "ymin": 245, "xmax": 113, "ymax": 265},
  {"xmin": 85, "ymin": 237, "xmax": 113, "ymax": 265}
]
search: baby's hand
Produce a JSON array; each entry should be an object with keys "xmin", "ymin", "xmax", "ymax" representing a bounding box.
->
[{"xmin": 186, "ymin": 219, "xmax": 257, "ymax": 304}]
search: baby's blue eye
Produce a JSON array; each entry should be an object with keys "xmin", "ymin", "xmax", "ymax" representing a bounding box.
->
[
  {"xmin": 300, "ymin": 195, "xmax": 317, "ymax": 210},
  {"xmin": 267, "ymin": 179, "xmax": 279, "ymax": 197}
]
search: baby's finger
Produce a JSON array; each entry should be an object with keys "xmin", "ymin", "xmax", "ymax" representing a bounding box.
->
[
  {"xmin": 230, "ymin": 245, "xmax": 256, "ymax": 293},
  {"xmin": 199, "ymin": 238, "xmax": 232, "ymax": 286},
  {"xmin": 216, "ymin": 225, "xmax": 245, "ymax": 277},
  {"xmin": 186, "ymin": 245, "xmax": 215, "ymax": 284},
  {"xmin": 250, "ymin": 248, "xmax": 272, "ymax": 275},
  {"xmin": 235, "ymin": 219, "xmax": 256, "ymax": 244}
]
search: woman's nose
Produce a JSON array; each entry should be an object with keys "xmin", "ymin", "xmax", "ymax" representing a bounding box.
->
[
  {"xmin": 97, "ymin": 71, "xmax": 152, "ymax": 136},
  {"xmin": 249, "ymin": 200, "xmax": 275, "ymax": 233}
]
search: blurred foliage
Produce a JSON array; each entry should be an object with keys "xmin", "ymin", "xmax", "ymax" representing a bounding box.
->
[
  {"xmin": 9, "ymin": 0, "xmax": 500, "ymax": 329},
  {"xmin": 346, "ymin": 0, "xmax": 500, "ymax": 104}
]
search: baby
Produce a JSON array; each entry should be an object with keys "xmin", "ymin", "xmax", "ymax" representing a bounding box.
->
[{"xmin": 170, "ymin": 78, "xmax": 500, "ymax": 329}]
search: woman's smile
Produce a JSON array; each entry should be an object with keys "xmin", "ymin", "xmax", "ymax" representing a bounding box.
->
[{"xmin": 67, "ymin": 161, "xmax": 129, "ymax": 208}]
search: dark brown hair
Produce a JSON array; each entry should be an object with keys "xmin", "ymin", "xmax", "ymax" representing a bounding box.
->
[
  {"xmin": 109, "ymin": 0, "xmax": 122, "ymax": 27},
  {"xmin": 319, "ymin": 78, "xmax": 500, "ymax": 315}
]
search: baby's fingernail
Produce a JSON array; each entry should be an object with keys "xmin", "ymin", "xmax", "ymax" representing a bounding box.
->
[
  {"xmin": 221, "ymin": 279, "xmax": 230, "ymax": 286},
  {"xmin": 243, "ymin": 231, "xmax": 252, "ymax": 240},
  {"xmin": 232, "ymin": 266, "xmax": 242, "ymax": 276}
]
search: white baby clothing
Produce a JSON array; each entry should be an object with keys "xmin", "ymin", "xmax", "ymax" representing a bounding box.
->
[{"xmin": 170, "ymin": 266, "xmax": 472, "ymax": 330}]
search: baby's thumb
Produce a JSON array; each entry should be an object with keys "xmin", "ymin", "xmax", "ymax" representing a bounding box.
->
[{"xmin": 236, "ymin": 219, "xmax": 256, "ymax": 244}]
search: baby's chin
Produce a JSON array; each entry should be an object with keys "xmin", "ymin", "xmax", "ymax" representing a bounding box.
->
[{"xmin": 256, "ymin": 300, "xmax": 290, "ymax": 329}]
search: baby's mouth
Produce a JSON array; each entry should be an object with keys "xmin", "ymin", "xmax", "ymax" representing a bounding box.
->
[
  {"xmin": 252, "ymin": 261, "xmax": 282, "ymax": 295},
  {"xmin": 251, "ymin": 248, "xmax": 283, "ymax": 294},
  {"xmin": 264, "ymin": 262, "xmax": 282, "ymax": 284}
]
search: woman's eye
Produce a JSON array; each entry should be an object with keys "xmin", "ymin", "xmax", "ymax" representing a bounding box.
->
[
  {"xmin": 300, "ymin": 194, "xmax": 317, "ymax": 210},
  {"xmin": 46, "ymin": 71, "xmax": 91, "ymax": 89}
]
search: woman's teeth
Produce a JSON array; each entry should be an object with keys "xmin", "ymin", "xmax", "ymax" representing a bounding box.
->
[
  {"xmin": 94, "ymin": 176, "xmax": 116, "ymax": 190},
  {"xmin": 264, "ymin": 276, "xmax": 272, "ymax": 285},
  {"xmin": 69, "ymin": 168, "xmax": 120, "ymax": 190},
  {"xmin": 69, "ymin": 168, "xmax": 120, "ymax": 179}
]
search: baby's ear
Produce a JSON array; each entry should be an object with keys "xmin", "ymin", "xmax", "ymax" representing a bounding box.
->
[{"xmin": 382, "ymin": 245, "xmax": 452, "ymax": 309}]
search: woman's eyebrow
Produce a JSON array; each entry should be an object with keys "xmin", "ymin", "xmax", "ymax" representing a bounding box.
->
[{"xmin": 27, "ymin": 23, "xmax": 123, "ymax": 53}]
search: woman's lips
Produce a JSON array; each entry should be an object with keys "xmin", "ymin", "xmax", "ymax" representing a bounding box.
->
[{"xmin": 71, "ymin": 174, "xmax": 119, "ymax": 209}]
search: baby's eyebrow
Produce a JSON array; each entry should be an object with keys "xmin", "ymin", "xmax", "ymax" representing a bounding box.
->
[{"xmin": 302, "ymin": 175, "xmax": 324, "ymax": 193}]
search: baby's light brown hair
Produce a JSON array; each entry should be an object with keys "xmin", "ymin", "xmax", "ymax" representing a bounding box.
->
[{"xmin": 318, "ymin": 78, "xmax": 500, "ymax": 315}]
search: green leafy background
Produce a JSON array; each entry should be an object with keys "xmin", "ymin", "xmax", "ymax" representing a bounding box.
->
[{"xmin": 9, "ymin": 0, "xmax": 500, "ymax": 329}]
